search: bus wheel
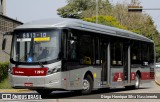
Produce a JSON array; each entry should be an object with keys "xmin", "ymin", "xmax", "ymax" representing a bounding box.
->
[
  {"xmin": 36, "ymin": 89, "xmax": 52, "ymax": 96},
  {"xmin": 82, "ymin": 75, "xmax": 93, "ymax": 94},
  {"xmin": 134, "ymin": 74, "xmax": 140, "ymax": 89},
  {"xmin": 125, "ymin": 74, "xmax": 140, "ymax": 90}
]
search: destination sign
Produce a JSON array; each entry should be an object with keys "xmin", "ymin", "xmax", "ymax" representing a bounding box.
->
[{"xmin": 17, "ymin": 32, "xmax": 48, "ymax": 38}]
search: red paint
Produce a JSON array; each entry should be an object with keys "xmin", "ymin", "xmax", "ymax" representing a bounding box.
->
[
  {"xmin": 141, "ymin": 72, "xmax": 151, "ymax": 80},
  {"xmin": 113, "ymin": 71, "xmax": 154, "ymax": 81},
  {"xmin": 131, "ymin": 72, "xmax": 136, "ymax": 80},
  {"xmin": 113, "ymin": 72, "xmax": 124, "ymax": 81},
  {"xmin": 24, "ymin": 83, "xmax": 33, "ymax": 86},
  {"xmin": 150, "ymin": 72, "xmax": 155, "ymax": 79},
  {"xmin": 12, "ymin": 67, "xmax": 48, "ymax": 76}
]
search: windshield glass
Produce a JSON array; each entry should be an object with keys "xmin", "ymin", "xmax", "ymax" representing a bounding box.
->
[{"xmin": 12, "ymin": 29, "xmax": 61, "ymax": 63}]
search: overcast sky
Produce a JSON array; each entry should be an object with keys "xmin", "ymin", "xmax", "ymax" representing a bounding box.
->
[{"xmin": 6, "ymin": 0, "xmax": 160, "ymax": 31}]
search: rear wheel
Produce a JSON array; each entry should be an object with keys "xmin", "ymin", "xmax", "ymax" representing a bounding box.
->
[
  {"xmin": 36, "ymin": 89, "xmax": 52, "ymax": 96},
  {"xmin": 81, "ymin": 75, "xmax": 93, "ymax": 94},
  {"xmin": 125, "ymin": 74, "xmax": 140, "ymax": 89},
  {"xmin": 134, "ymin": 74, "xmax": 140, "ymax": 89}
]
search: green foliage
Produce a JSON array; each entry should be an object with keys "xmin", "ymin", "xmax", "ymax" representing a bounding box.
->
[
  {"xmin": 57, "ymin": 0, "xmax": 111, "ymax": 18},
  {"xmin": 57, "ymin": 0, "xmax": 93, "ymax": 18},
  {"xmin": 0, "ymin": 62, "xmax": 9, "ymax": 82},
  {"xmin": 84, "ymin": 15, "xmax": 126, "ymax": 29},
  {"xmin": 155, "ymin": 45, "xmax": 160, "ymax": 62},
  {"xmin": 0, "ymin": 77, "xmax": 12, "ymax": 89}
]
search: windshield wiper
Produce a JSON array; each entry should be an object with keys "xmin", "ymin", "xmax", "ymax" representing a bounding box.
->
[{"xmin": 38, "ymin": 61, "xmax": 44, "ymax": 68}]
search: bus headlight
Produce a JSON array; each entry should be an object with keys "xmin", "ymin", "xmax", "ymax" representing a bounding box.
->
[
  {"xmin": 47, "ymin": 66, "xmax": 61, "ymax": 75},
  {"xmin": 8, "ymin": 67, "xmax": 13, "ymax": 74}
]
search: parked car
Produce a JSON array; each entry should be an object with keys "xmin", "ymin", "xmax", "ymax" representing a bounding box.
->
[
  {"xmin": 155, "ymin": 63, "xmax": 160, "ymax": 78},
  {"xmin": 155, "ymin": 63, "xmax": 160, "ymax": 68}
]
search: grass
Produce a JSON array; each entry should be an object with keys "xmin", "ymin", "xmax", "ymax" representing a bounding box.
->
[
  {"xmin": 0, "ymin": 77, "xmax": 12, "ymax": 89},
  {"xmin": 0, "ymin": 77, "xmax": 32, "ymax": 92}
]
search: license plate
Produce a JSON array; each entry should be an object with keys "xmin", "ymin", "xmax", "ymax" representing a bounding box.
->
[{"xmin": 24, "ymin": 83, "xmax": 33, "ymax": 86}]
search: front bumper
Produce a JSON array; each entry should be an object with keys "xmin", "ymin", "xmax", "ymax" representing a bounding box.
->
[{"xmin": 9, "ymin": 72, "xmax": 63, "ymax": 89}]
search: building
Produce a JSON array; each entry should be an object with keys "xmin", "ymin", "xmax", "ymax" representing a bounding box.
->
[
  {"xmin": 0, "ymin": 14, "xmax": 23, "ymax": 62},
  {"xmin": 0, "ymin": 0, "xmax": 6, "ymax": 15},
  {"xmin": 0, "ymin": 0, "xmax": 23, "ymax": 62}
]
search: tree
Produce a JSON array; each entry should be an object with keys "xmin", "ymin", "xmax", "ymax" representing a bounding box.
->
[
  {"xmin": 57, "ymin": 0, "xmax": 112, "ymax": 18},
  {"xmin": 84, "ymin": 15, "xmax": 126, "ymax": 29},
  {"xmin": 57, "ymin": 0, "xmax": 93, "ymax": 18}
]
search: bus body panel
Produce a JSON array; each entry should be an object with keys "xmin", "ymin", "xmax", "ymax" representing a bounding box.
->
[
  {"xmin": 110, "ymin": 67, "xmax": 124, "ymax": 87},
  {"xmin": 9, "ymin": 61, "xmax": 64, "ymax": 89},
  {"xmin": 9, "ymin": 65, "xmax": 103, "ymax": 90},
  {"xmin": 67, "ymin": 66, "xmax": 102, "ymax": 90}
]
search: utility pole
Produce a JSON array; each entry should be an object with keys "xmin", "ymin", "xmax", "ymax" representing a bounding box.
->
[{"xmin": 96, "ymin": 0, "xmax": 98, "ymax": 24}]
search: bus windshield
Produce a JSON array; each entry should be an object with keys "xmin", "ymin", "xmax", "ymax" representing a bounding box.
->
[{"xmin": 11, "ymin": 29, "xmax": 61, "ymax": 63}]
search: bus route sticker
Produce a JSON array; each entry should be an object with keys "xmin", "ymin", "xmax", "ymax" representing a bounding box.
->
[{"xmin": 27, "ymin": 57, "xmax": 33, "ymax": 62}]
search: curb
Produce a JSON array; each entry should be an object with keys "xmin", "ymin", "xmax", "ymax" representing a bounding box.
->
[
  {"xmin": 0, "ymin": 89, "xmax": 32, "ymax": 93},
  {"xmin": 155, "ymin": 79, "xmax": 160, "ymax": 86}
]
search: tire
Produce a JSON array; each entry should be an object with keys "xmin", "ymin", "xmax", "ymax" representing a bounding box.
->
[
  {"xmin": 134, "ymin": 74, "xmax": 140, "ymax": 89},
  {"xmin": 125, "ymin": 74, "xmax": 140, "ymax": 89},
  {"xmin": 81, "ymin": 75, "xmax": 93, "ymax": 94},
  {"xmin": 36, "ymin": 89, "xmax": 52, "ymax": 96}
]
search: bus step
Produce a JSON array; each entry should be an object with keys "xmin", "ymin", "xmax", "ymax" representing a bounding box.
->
[{"xmin": 100, "ymin": 84, "xmax": 109, "ymax": 87}]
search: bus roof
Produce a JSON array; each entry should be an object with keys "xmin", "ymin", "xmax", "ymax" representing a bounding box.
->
[{"xmin": 15, "ymin": 18, "xmax": 153, "ymax": 43}]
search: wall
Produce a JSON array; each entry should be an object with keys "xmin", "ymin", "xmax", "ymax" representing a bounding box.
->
[{"xmin": 0, "ymin": 15, "xmax": 22, "ymax": 62}]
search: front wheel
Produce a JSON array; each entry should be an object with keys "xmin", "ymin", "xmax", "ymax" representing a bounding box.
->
[{"xmin": 81, "ymin": 75, "xmax": 93, "ymax": 94}]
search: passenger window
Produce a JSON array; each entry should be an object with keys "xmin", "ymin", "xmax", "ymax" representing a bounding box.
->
[
  {"xmin": 111, "ymin": 41, "xmax": 123, "ymax": 66},
  {"xmin": 67, "ymin": 30, "xmax": 94, "ymax": 65},
  {"xmin": 79, "ymin": 35, "xmax": 93, "ymax": 65}
]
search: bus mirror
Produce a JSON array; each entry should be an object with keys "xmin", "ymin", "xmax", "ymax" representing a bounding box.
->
[
  {"xmin": 70, "ymin": 40, "xmax": 75, "ymax": 44},
  {"xmin": 143, "ymin": 61, "xmax": 148, "ymax": 66},
  {"xmin": 2, "ymin": 38, "xmax": 6, "ymax": 51}
]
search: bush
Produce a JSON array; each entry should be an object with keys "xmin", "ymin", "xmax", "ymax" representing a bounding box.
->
[
  {"xmin": 0, "ymin": 62, "xmax": 9, "ymax": 82},
  {"xmin": 0, "ymin": 77, "xmax": 12, "ymax": 89}
]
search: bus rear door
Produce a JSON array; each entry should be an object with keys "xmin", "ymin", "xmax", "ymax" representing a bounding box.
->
[
  {"xmin": 123, "ymin": 42, "xmax": 131, "ymax": 84},
  {"xmin": 101, "ymin": 40, "xmax": 110, "ymax": 85}
]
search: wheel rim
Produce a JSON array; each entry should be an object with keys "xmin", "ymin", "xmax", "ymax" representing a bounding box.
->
[
  {"xmin": 83, "ymin": 79, "xmax": 90, "ymax": 90},
  {"xmin": 135, "ymin": 75, "xmax": 140, "ymax": 88}
]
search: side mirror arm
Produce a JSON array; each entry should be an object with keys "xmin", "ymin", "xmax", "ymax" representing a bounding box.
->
[{"xmin": 2, "ymin": 32, "xmax": 13, "ymax": 55}]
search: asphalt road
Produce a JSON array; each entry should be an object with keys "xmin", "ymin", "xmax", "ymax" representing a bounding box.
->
[{"xmin": 1, "ymin": 81, "xmax": 160, "ymax": 102}]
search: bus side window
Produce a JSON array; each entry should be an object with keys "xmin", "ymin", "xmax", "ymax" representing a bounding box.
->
[
  {"xmin": 149, "ymin": 43, "xmax": 154, "ymax": 64},
  {"xmin": 131, "ymin": 41, "xmax": 141, "ymax": 65},
  {"xmin": 79, "ymin": 34, "xmax": 93, "ymax": 65},
  {"xmin": 111, "ymin": 41, "xmax": 123, "ymax": 66}
]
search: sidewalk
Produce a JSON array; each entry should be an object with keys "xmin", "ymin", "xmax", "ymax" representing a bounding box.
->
[{"xmin": 155, "ymin": 72, "xmax": 160, "ymax": 86}]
